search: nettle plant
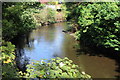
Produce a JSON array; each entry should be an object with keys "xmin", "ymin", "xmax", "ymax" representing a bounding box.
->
[{"xmin": 22, "ymin": 57, "xmax": 91, "ymax": 78}]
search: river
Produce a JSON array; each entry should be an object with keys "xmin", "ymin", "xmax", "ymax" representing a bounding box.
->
[{"xmin": 13, "ymin": 22, "xmax": 120, "ymax": 78}]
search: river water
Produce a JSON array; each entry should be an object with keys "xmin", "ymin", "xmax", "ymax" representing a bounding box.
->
[{"xmin": 13, "ymin": 22, "xmax": 120, "ymax": 78}]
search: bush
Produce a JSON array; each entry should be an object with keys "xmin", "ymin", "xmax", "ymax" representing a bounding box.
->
[
  {"xmin": 75, "ymin": 2, "xmax": 120, "ymax": 51},
  {"xmin": 23, "ymin": 57, "xmax": 91, "ymax": 78},
  {"xmin": 2, "ymin": 2, "xmax": 42, "ymax": 40},
  {"xmin": 1, "ymin": 40, "xmax": 19, "ymax": 78}
]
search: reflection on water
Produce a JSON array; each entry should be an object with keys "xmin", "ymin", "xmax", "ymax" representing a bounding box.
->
[{"xmin": 13, "ymin": 22, "xmax": 120, "ymax": 78}]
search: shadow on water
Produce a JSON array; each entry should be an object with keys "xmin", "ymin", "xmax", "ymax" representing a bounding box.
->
[
  {"xmin": 11, "ymin": 33, "xmax": 34, "ymax": 72},
  {"xmin": 76, "ymin": 42, "xmax": 120, "ymax": 79},
  {"xmin": 11, "ymin": 23, "xmax": 64, "ymax": 72}
]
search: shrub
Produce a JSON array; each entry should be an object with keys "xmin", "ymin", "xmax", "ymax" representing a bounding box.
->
[
  {"xmin": 23, "ymin": 57, "xmax": 91, "ymax": 78},
  {"xmin": 2, "ymin": 2, "xmax": 42, "ymax": 40},
  {"xmin": 1, "ymin": 40, "xmax": 19, "ymax": 78},
  {"xmin": 75, "ymin": 2, "xmax": 120, "ymax": 51}
]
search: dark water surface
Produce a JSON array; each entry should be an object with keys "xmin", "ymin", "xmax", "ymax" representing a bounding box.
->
[{"xmin": 13, "ymin": 22, "xmax": 120, "ymax": 78}]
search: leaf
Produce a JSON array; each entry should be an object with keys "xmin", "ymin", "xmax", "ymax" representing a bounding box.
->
[{"xmin": 115, "ymin": 48, "xmax": 119, "ymax": 51}]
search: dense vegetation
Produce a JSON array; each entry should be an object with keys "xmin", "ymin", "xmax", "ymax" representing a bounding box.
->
[
  {"xmin": 1, "ymin": 41, "xmax": 19, "ymax": 78},
  {"xmin": 66, "ymin": 2, "xmax": 120, "ymax": 52},
  {"xmin": 2, "ymin": 2, "xmax": 41, "ymax": 40},
  {"xmin": 2, "ymin": 2, "xmax": 59, "ymax": 40},
  {"xmin": 2, "ymin": 2, "xmax": 91, "ymax": 78},
  {"xmin": 20, "ymin": 57, "xmax": 91, "ymax": 78},
  {"xmin": 3, "ymin": 2, "xmax": 120, "ymax": 78}
]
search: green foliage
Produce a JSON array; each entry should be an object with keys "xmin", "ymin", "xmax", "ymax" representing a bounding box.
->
[
  {"xmin": 1, "ymin": 40, "xmax": 15, "ymax": 63},
  {"xmin": 65, "ymin": 2, "xmax": 80, "ymax": 21},
  {"xmin": 23, "ymin": 57, "xmax": 91, "ymax": 78},
  {"xmin": 47, "ymin": 2, "xmax": 58, "ymax": 5},
  {"xmin": 65, "ymin": 3, "xmax": 81, "ymax": 33},
  {"xmin": 75, "ymin": 31, "xmax": 81, "ymax": 40},
  {"xmin": 1, "ymin": 40, "xmax": 19, "ymax": 78},
  {"xmin": 74, "ymin": 2, "xmax": 120, "ymax": 51},
  {"xmin": 61, "ymin": 3, "xmax": 69, "ymax": 20},
  {"xmin": 47, "ymin": 8, "xmax": 56, "ymax": 23},
  {"xmin": 34, "ymin": 8, "xmax": 56, "ymax": 26},
  {"xmin": 2, "ymin": 2, "xmax": 43, "ymax": 40},
  {"xmin": 20, "ymin": 9, "xmax": 37, "ymax": 32}
]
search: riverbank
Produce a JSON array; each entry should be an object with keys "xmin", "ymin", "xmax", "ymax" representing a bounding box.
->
[
  {"xmin": 13, "ymin": 22, "xmax": 120, "ymax": 78},
  {"xmin": 33, "ymin": 7, "xmax": 66, "ymax": 27},
  {"xmin": 61, "ymin": 21, "xmax": 120, "ymax": 78}
]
